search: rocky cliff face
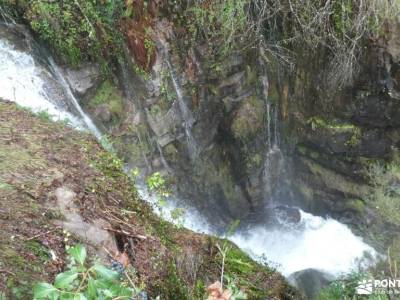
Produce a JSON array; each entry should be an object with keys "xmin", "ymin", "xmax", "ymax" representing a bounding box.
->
[
  {"xmin": 7, "ymin": 0, "xmax": 399, "ymax": 235},
  {"xmin": 79, "ymin": 19, "xmax": 280, "ymax": 225},
  {"xmin": 70, "ymin": 9, "xmax": 400, "ymax": 235},
  {"xmin": 277, "ymin": 22, "xmax": 400, "ymax": 232}
]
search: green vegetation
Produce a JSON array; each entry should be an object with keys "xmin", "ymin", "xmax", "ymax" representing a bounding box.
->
[
  {"xmin": 368, "ymin": 158, "xmax": 400, "ymax": 226},
  {"xmin": 231, "ymin": 96, "xmax": 264, "ymax": 140},
  {"xmin": 307, "ymin": 117, "xmax": 358, "ymax": 132},
  {"xmin": 316, "ymin": 272, "xmax": 369, "ymax": 300},
  {"xmin": 33, "ymin": 245, "xmax": 142, "ymax": 299},
  {"xmin": 3, "ymin": 0, "xmax": 124, "ymax": 67},
  {"xmin": 261, "ymin": 0, "xmax": 400, "ymax": 89},
  {"xmin": 186, "ymin": 0, "xmax": 251, "ymax": 57},
  {"xmin": 89, "ymin": 80, "xmax": 124, "ymax": 124}
]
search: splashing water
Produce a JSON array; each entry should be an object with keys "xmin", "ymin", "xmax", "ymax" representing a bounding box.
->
[
  {"xmin": 230, "ymin": 210, "xmax": 378, "ymax": 276},
  {"xmin": 0, "ymin": 39, "xmax": 80, "ymax": 125},
  {"xmin": 137, "ymin": 185, "xmax": 378, "ymax": 277}
]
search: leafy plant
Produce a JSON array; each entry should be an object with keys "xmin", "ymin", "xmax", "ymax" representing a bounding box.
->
[
  {"xmin": 36, "ymin": 110, "xmax": 52, "ymax": 122},
  {"xmin": 8, "ymin": 0, "xmax": 125, "ymax": 67},
  {"xmin": 187, "ymin": 0, "xmax": 253, "ymax": 58},
  {"xmin": 146, "ymin": 172, "xmax": 170, "ymax": 198},
  {"xmin": 33, "ymin": 245, "xmax": 140, "ymax": 300},
  {"xmin": 368, "ymin": 159, "xmax": 400, "ymax": 226}
]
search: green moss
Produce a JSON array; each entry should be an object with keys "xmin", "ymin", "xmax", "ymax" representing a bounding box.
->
[
  {"xmin": 345, "ymin": 127, "xmax": 362, "ymax": 147},
  {"xmin": 153, "ymin": 262, "xmax": 190, "ymax": 299},
  {"xmin": 367, "ymin": 160, "xmax": 400, "ymax": 226},
  {"xmin": 245, "ymin": 152, "xmax": 262, "ymax": 171},
  {"xmin": 25, "ymin": 241, "xmax": 50, "ymax": 263},
  {"xmin": 345, "ymin": 199, "xmax": 366, "ymax": 214},
  {"xmin": 303, "ymin": 157, "xmax": 370, "ymax": 197},
  {"xmin": 307, "ymin": 116, "xmax": 359, "ymax": 131},
  {"xmin": 89, "ymin": 80, "xmax": 125, "ymax": 123},
  {"xmin": 231, "ymin": 96, "xmax": 264, "ymax": 140},
  {"xmin": 89, "ymin": 80, "xmax": 122, "ymax": 107}
]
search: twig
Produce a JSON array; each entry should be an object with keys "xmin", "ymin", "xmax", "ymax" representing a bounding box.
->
[
  {"xmin": 124, "ymin": 270, "xmax": 136, "ymax": 290},
  {"xmin": 102, "ymin": 227, "xmax": 147, "ymax": 240},
  {"xmin": 26, "ymin": 229, "xmax": 57, "ymax": 241},
  {"xmin": 0, "ymin": 269, "xmax": 16, "ymax": 276}
]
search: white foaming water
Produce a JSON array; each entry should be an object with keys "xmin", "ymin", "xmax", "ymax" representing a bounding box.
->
[
  {"xmin": 230, "ymin": 210, "xmax": 378, "ymax": 276},
  {"xmin": 137, "ymin": 183, "xmax": 378, "ymax": 277},
  {"xmin": 136, "ymin": 183, "xmax": 213, "ymax": 234},
  {"xmin": 0, "ymin": 39, "xmax": 81, "ymax": 126}
]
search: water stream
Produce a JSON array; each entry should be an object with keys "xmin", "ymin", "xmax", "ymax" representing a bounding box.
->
[
  {"xmin": 165, "ymin": 58, "xmax": 198, "ymax": 160},
  {"xmin": 47, "ymin": 57, "xmax": 102, "ymax": 139},
  {"xmin": 0, "ymin": 25, "xmax": 379, "ymax": 289},
  {"xmin": 0, "ymin": 38, "xmax": 80, "ymax": 126}
]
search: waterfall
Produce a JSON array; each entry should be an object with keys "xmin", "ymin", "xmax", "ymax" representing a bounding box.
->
[
  {"xmin": 165, "ymin": 59, "xmax": 198, "ymax": 160},
  {"xmin": 0, "ymin": 24, "xmax": 380, "ymax": 286},
  {"xmin": 260, "ymin": 60, "xmax": 285, "ymax": 200},
  {"xmin": 47, "ymin": 57, "xmax": 102, "ymax": 140},
  {"xmin": 0, "ymin": 38, "xmax": 81, "ymax": 127},
  {"xmin": 0, "ymin": 24, "xmax": 101, "ymax": 139}
]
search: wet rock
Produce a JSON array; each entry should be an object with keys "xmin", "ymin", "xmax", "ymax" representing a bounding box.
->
[
  {"xmin": 274, "ymin": 205, "xmax": 301, "ymax": 225},
  {"xmin": 349, "ymin": 95, "xmax": 400, "ymax": 128},
  {"xmin": 152, "ymin": 157, "xmax": 162, "ymax": 169},
  {"xmin": 230, "ymin": 96, "xmax": 264, "ymax": 140},
  {"xmin": 0, "ymin": 23, "xmax": 32, "ymax": 52},
  {"xmin": 288, "ymin": 268, "xmax": 334, "ymax": 299},
  {"xmin": 63, "ymin": 63, "xmax": 102, "ymax": 99},
  {"xmin": 93, "ymin": 104, "xmax": 112, "ymax": 123}
]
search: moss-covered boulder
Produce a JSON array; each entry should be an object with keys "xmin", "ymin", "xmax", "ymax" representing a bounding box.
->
[{"xmin": 231, "ymin": 96, "xmax": 264, "ymax": 141}]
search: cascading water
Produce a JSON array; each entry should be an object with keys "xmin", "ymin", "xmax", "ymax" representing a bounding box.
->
[
  {"xmin": 0, "ymin": 38, "xmax": 80, "ymax": 126},
  {"xmin": 165, "ymin": 58, "xmax": 198, "ymax": 160},
  {"xmin": 47, "ymin": 57, "xmax": 102, "ymax": 140},
  {"xmin": 1, "ymin": 23, "xmax": 380, "ymax": 293}
]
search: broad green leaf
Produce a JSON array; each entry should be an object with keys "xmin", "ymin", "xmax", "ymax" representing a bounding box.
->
[
  {"xmin": 86, "ymin": 278, "xmax": 97, "ymax": 299},
  {"xmin": 102, "ymin": 289, "xmax": 113, "ymax": 297},
  {"xmin": 48, "ymin": 291, "xmax": 60, "ymax": 300},
  {"xmin": 54, "ymin": 270, "xmax": 79, "ymax": 289},
  {"xmin": 92, "ymin": 264, "xmax": 118, "ymax": 280},
  {"xmin": 33, "ymin": 282, "xmax": 58, "ymax": 299},
  {"xmin": 59, "ymin": 293, "xmax": 74, "ymax": 300},
  {"xmin": 111, "ymin": 285, "xmax": 132, "ymax": 297},
  {"xmin": 93, "ymin": 278, "xmax": 113, "ymax": 290},
  {"xmin": 68, "ymin": 245, "xmax": 86, "ymax": 265},
  {"xmin": 73, "ymin": 294, "xmax": 87, "ymax": 300}
]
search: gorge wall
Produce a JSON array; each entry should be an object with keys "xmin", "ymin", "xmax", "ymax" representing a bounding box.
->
[{"xmin": 3, "ymin": 0, "xmax": 400, "ymax": 245}]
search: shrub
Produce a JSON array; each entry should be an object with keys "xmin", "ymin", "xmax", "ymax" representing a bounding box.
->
[
  {"xmin": 261, "ymin": 0, "xmax": 400, "ymax": 89},
  {"xmin": 33, "ymin": 245, "xmax": 142, "ymax": 300},
  {"xmin": 6, "ymin": 0, "xmax": 125, "ymax": 67},
  {"xmin": 368, "ymin": 159, "xmax": 400, "ymax": 226}
]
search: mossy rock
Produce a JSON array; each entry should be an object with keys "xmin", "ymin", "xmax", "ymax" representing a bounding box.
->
[
  {"xmin": 89, "ymin": 80, "xmax": 125, "ymax": 124},
  {"xmin": 231, "ymin": 96, "xmax": 264, "ymax": 140}
]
